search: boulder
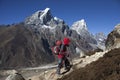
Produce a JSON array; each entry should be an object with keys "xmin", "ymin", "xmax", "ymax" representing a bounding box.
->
[
  {"xmin": 6, "ymin": 73, "xmax": 25, "ymax": 80},
  {"xmin": 106, "ymin": 24, "xmax": 120, "ymax": 50}
]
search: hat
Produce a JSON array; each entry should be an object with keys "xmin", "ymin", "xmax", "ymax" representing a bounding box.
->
[{"xmin": 63, "ymin": 37, "xmax": 70, "ymax": 45}]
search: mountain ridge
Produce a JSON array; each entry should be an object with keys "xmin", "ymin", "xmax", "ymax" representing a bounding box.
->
[{"xmin": 0, "ymin": 8, "xmax": 106, "ymax": 69}]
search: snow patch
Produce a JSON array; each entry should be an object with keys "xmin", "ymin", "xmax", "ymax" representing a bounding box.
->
[
  {"xmin": 40, "ymin": 8, "xmax": 50, "ymax": 21},
  {"xmin": 42, "ymin": 25, "xmax": 55, "ymax": 29},
  {"xmin": 54, "ymin": 17, "xmax": 58, "ymax": 21}
]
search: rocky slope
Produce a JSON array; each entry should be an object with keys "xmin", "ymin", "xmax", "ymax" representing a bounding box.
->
[
  {"xmin": 0, "ymin": 24, "xmax": 54, "ymax": 69},
  {"xmin": 2, "ymin": 47, "xmax": 120, "ymax": 80},
  {"xmin": 95, "ymin": 32, "xmax": 106, "ymax": 50},
  {"xmin": 1, "ymin": 48, "xmax": 108, "ymax": 80},
  {"xmin": 12, "ymin": 47, "xmax": 108, "ymax": 80},
  {"xmin": 106, "ymin": 24, "xmax": 120, "ymax": 50},
  {"xmin": 58, "ymin": 48, "xmax": 120, "ymax": 80},
  {"xmin": 71, "ymin": 19, "xmax": 96, "ymax": 44}
]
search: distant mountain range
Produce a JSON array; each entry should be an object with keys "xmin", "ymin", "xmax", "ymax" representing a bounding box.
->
[{"xmin": 0, "ymin": 8, "xmax": 107, "ymax": 69}]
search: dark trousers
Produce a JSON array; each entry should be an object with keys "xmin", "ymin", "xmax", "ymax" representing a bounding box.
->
[{"xmin": 57, "ymin": 56, "xmax": 70, "ymax": 74}]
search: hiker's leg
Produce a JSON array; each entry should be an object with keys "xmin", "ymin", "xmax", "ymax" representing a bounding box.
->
[
  {"xmin": 64, "ymin": 57, "xmax": 70, "ymax": 70},
  {"xmin": 57, "ymin": 58, "xmax": 63, "ymax": 74}
]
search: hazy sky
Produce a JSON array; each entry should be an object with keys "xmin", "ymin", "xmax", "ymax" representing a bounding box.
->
[{"xmin": 0, "ymin": 0, "xmax": 120, "ymax": 35}]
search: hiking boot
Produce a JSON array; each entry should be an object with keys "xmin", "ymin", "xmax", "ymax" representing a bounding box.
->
[
  {"xmin": 64, "ymin": 67, "xmax": 70, "ymax": 71},
  {"xmin": 64, "ymin": 65, "xmax": 72, "ymax": 71},
  {"xmin": 57, "ymin": 74, "xmax": 61, "ymax": 78},
  {"xmin": 64, "ymin": 67, "xmax": 68, "ymax": 70}
]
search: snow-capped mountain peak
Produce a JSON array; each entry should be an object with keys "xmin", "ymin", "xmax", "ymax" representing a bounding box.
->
[
  {"xmin": 79, "ymin": 19, "xmax": 86, "ymax": 27},
  {"xmin": 70, "ymin": 19, "xmax": 88, "ymax": 35},
  {"xmin": 40, "ymin": 8, "xmax": 51, "ymax": 20},
  {"xmin": 24, "ymin": 8, "xmax": 67, "ymax": 31},
  {"xmin": 54, "ymin": 16, "xmax": 63, "ymax": 22},
  {"xmin": 25, "ymin": 8, "xmax": 53, "ymax": 25},
  {"xmin": 33, "ymin": 8, "xmax": 50, "ymax": 20},
  {"xmin": 44, "ymin": 8, "xmax": 50, "ymax": 13},
  {"xmin": 54, "ymin": 17, "xmax": 58, "ymax": 21},
  {"xmin": 115, "ymin": 24, "xmax": 120, "ymax": 30},
  {"xmin": 71, "ymin": 19, "xmax": 87, "ymax": 31}
]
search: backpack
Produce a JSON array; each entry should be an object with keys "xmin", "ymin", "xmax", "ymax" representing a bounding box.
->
[{"xmin": 51, "ymin": 46, "xmax": 61, "ymax": 55}]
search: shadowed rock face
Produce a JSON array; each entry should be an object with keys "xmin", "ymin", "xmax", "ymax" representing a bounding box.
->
[
  {"xmin": 58, "ymin": 48, "xmax": 120, "ymax": 80},
  {"xmin": 105, "ymin": 24, "xmax": 120, "ymax": 50},
  {"xmin": 0, "ymin": 24, "xmax": 54, "ymax": 69}
]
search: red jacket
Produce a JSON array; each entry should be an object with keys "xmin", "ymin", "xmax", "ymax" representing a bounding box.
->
[{"xmin": 57, "ymin": 44, "xmax": 68, "ymax": 59}]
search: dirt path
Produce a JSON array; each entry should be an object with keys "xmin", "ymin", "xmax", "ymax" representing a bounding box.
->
[
  {"xmin": 1, "ymin": 50, "xmax": 109, "ymax": 80},
  {"xmin": 24, "ymin": 50, "xmax": 109, "ymax": 80}
]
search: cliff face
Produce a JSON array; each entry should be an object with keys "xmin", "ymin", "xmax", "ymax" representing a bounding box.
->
[
  {"xmin": 0, "ymin": 24, "xmax": 54, "ymax": 69},
  {"xmin": 105, "ymin": 24, "xmax": 120, "ymax": 50}
]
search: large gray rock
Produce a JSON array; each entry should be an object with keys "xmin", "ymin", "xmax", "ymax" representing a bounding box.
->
[
  {"xmin": 106, "ymin": 24, "xmax": 120, "ymax": 50},
  {"xmin": 6, "ymin": 73, "xmax": 25, "ymax": 80}
]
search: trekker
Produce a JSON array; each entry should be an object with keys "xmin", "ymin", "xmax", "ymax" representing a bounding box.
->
[{"xmin": 56, "ymin": 37, "xmax": 71, "ymax": 75}]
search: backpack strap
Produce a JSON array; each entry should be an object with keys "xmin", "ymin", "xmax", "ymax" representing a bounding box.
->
[
  {"xmin": 59, "ymin": 44, "xmax": 66, "ymax": 54},
  {"xmin": 54, "ymin": 46, "xmax": 58, "ymax": 54}
]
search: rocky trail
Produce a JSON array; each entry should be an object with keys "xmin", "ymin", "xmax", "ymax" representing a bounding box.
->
[
  {"xmin": 0, "ymin": 50, "xmax": 109, "ymax": 80},
  {"xmin": 17, "ymin": 50, "xmax": 109, "ymax": 80}
]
